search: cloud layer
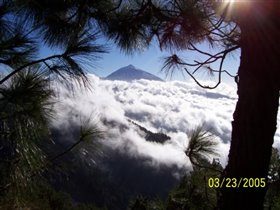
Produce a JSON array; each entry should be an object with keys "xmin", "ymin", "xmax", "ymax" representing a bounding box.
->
[{"xmin": 51, "ymin": 75, "xmax": 280, "ymax": 170}]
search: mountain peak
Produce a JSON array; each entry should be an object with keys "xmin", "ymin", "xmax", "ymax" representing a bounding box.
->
[
  {"xmin": 127, "ymin": 64, "xmax": 135, "ymax": 68},
  {"xmin": 105, "ymin": 65, "xmax": 163, "ymax": 82}
]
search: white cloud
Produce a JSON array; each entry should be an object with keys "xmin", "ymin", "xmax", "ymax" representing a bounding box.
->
[{"xmin": 51, "ymin": 74, "xmax": 280, "ymax": 170}]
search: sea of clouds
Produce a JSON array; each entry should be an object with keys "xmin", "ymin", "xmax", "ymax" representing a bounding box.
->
[{"xmin": 51, "ymin": 74, "xmax": 280, "ymax": 171}]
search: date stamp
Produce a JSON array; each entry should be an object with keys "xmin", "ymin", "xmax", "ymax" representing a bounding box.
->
[{"xmin": 208, "ymin": 177, "xmax": 266, "ymax": 188}]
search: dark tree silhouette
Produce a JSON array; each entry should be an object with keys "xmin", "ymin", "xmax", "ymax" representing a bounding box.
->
[
  {"xmin": 185, "ymin": 125, "xmax": 221, "ymax": 172},
  {"xmin": 0, "ymin": 0, "xmax": 116, "ymax": 206},
  {"xmin": 218, "ymin": 2, "xmax": 280, "ymax": 209}
]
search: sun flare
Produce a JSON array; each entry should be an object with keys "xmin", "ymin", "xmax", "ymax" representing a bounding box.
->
[
  {"xmin": 216, "ymin": 0, "xmax": 251, "ymax": 20},
  {"xmin": 222, "ymin": 0, "xmax": 236, "ymax": 5}
]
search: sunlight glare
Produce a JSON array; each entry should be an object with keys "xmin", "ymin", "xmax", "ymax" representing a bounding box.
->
[{"xmin": 216, "ymin": 0, "xmax": 251, "ymax": 20}]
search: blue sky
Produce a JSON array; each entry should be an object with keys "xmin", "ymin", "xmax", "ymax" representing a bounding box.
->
[
  {"xmin": 92, "ymin": 39, "xmax": 241, "ymax": 86},
  {"xmin": 40, "ymin": 38, "xmax": 240, "ymax": 86}
]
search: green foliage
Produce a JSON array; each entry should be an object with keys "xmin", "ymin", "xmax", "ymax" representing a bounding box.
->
[
  {"xmin": 268, "ymin": 148, "xmax": 280, "ymax": 182},
  {"xmin": 185, "ymin": 124, "xmax": 220, "ymax": 171},
  {"xmin": 1, "ymin": 0, "xmax": 111, "ymax": 207},
  {"xmin": 0, "ymin": 0, "xmax": 116, "ymax": 86},
  {"xmin": 264, "ymin": 148, "xmax": 280, "ymax": 210},
  {"xmin": 129, "ymin": 196, "xmax": 166, "ymax": 210},
  {"xmin": 103, "ymin": 0, "xmax": 215, "ymax": 53},
  {"xmin": 0, "ymin": 69, "xmax": 53, "ymax": 200},
  {"xmin": 0, "ymin": 31, "xmax": 38, "ymax": 68},
  {"xmin": 0, "ymin": 68, "xmax": 103, "ymax": 207},
  {"xmin": 166, "ymin": 159, "xmax": 221, "ymax": 210},
  {"xmin": 0, "ymin": 179, "xmax": 104, "ymax": 210},
  {"xmin": 0, "ymin": 69, "xmax": 54, "ymax": 122}
]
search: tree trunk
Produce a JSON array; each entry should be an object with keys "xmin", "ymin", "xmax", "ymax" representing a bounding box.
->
[{"xmin": 219, "ymin": 6, "xmax": 280, "ymax": 210}]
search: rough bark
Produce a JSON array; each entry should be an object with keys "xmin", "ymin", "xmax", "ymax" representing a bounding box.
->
[{"xmin": 219, "ymin": 5, "xmax": 280, "ymax": 210}]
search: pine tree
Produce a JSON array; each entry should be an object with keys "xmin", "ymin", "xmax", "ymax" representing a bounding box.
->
[{"xmin": 0, "ymin": 0, "xmax": 115, "ymax": 207}]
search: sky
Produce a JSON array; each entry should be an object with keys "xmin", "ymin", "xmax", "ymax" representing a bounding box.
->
[
  {"xmin": 90, "ymin": 39, "xmax": 241, "ymax": 86},
  {"xmin": 40, "ymin": 37, "xmax": 241, "ymax": 86}
]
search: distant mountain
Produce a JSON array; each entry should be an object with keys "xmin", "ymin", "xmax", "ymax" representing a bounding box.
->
[{"xmin": 105, "ymin": 64, "xmax": 163, "ymax": 81}]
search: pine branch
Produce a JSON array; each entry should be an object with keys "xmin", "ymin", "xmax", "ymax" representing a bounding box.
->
[
  {"xmin": 0, "ymin": 54, "xmax": 64, "ymax": 85},
  {"xmin": 49, "ymin": 137, "xmax": 84, "ymax": 163}
]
